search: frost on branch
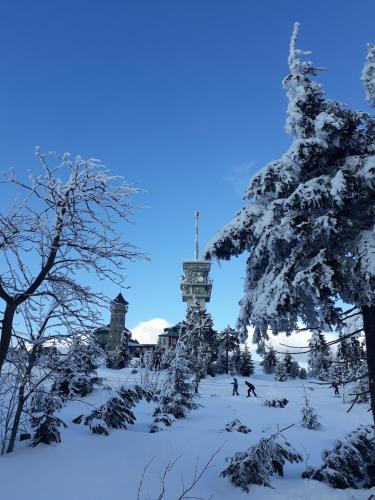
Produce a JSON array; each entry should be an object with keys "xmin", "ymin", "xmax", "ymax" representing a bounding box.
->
[
  {"xmin": 221, "ymin": 430, "xmax": 302, "ymax": 491},
  {"xmin": 302, "ymin": 425, "xmax": 375, "ymax": 489},
  {"xmin": 204, "ymin": 22, "xmax": 375, "ymax": 344},
  {"xmin": 362, "ymin": 43, "xmax": 375, "ymax": 107}
]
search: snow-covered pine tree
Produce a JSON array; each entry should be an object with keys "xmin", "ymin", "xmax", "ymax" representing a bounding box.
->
[
  {"xmin": 307, "ymin": 331, "xmax": 331, "ymax": 380},
  {"xmin": 181, "ymin": 298, "xmax": 218, "ymax": 385},
  {"xmin": 238, "ymin": 346, "xmax": 255, "ymax": 377},
  {"xmin": 52, "ymin": 338, "xmax": 102, "ymax": 399},
  {"xmin": 218, "ymin": 326, "xmax": 240, "ymax": 374},
  {"xmin": 300, "ymin": 389, "xmax": 321, "ymax": 430},
  {"xmin": 204, "ymin": 23, "xmax": 375, "ymax": 425},
  {"xmin": 221, "ymin": 430, "xmax": 302, "ymax": 491},
  {"xmin": 106, "ymin": 335, "xmax": 131, "ymax": 370},
  {"xmin": 299, "ymin": 367, "xmax": 307, "ymax": 379},
  {"xmin": 73, "ymin": 386, "xmax": 143, "ymax": 435},
  {"xmin": 154, "ymin": 343, "xmax": 198, "ymax": 420},
  {"xmin": 274, "ymin": 362, "xmax": 288, "ymax": 382},
  {"xmin": 261, "ymin": 346, "xmax": 278, "ymax": 374},
  {"xmin": 289, "ymin": 359, "xmax": 300, "ymax": 379},
  {"xmin": 29, "ymin": 390, "xmax": 66, "ymax": 447},
  {"xmin": 302, "ymin": 425, "xmax": 375, "ymax": 489},
  {"xmin": 282, "ymin": 353, "xmax": 299, "ymax": 378},
  {"xmin": 362, "ymin": 43, "xmax": 375, "ymax": 107}
]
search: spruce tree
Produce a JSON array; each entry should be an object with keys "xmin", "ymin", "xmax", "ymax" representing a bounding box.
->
[
  {"xmin": 261, "ymin": 346, "xmax": 278, "ymax": 374},
  {"xmin": 218, "ymin": 326, "xmax": 240, "ymax": 374},
  {"xmin": 205, "ymin": 23, "xmax": 375, "ymax": 424},
  {"xmin": 156, "ymin": 343, "xmax": 198, "ymax": 419},
  {"xmin": 238, "ymin": 346, "xmax": 255, "ymax": 377},
  {"xmin": 182, "ymin": 298, "xmax": 218, "ymax": 386},
  {"xmin": 274, "ymin": 362, "xmax": 287, "ymax": 382},
  {"xmin": 307, "ymin": 331, "xmax": 331, "ymax": 380}
]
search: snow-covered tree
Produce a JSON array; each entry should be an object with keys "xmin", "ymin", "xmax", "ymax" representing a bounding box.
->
[
  {"xmin": 261, "ymin": 346, "xmax": 278, "ymax": 374},
  {"xmin": 299, "ymin": 367, "xmax": 307, "ymax": 379},
  {"xmin": 205, "ymin": 23, "xmax": 375, "ymax": 424},
  {"xmin": 182, "ymin": 298, "xmax": 218, "ymax": 386},
  {"xmin": 274, "ymin": 362, "xmax": 288, "ymax": 382},
  {"xmin": 74, "ymin": 386, "xmax": 144, "ymax": 435},
  {"xmin": 362, "ymin": 43, "xmax": 375, "ymax": 106},
  {"xmin": 155, "ymin": 344, "xmax": 198, "ymax": 420},
  {"xmin": 238, "ymin": 346, "xmax": 255, "ymax": 377},
  {"xmin": 307, "ymin": 331, "xmax": 331, "ymax": 380},
  {"xmin": 51, "ymin": 337, "xmax": 102, "ymax": 400},
  {"xmin": 302, "ymin": 425, "xmax": 375, "ymax": 489},
  {"xmin": 221, "ymin": 430, "xmax": 302, "ymax": 491},
  {"xmin": 106, "ymin": 336, "xmax": 131, "ymax": 370},
  {"xmin": 29, "ymin": 390, "xmax": 66, "ymax": 447},
  {"xmin": 218, "ymin": 326, "xmax": 240, "ymax": 374},
  {"xmin": 0, "ymin": 150, "xmax": 144, "ymax": 375},
  {"xmin": 300, "ymin": 389, "xmax": 321, "ymax": 430}
]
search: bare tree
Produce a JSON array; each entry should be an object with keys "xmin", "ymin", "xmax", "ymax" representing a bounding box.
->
[
  {"xmin": 0, "ymin": 149, "xmax": 144, "ymax": 374},
  {"xmin": 4, "ymin": 287, "xmax": 103, "ymax": 453}
]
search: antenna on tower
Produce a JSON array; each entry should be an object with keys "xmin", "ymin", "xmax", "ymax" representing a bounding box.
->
[{"xmin": 194, "ymin": 210, "xmax": 199, "ymax": 261}]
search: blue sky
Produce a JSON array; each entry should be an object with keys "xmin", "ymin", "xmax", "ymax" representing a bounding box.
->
[{"xmin": 0, "ymin": 0, "xmax": 374, "ymax": 334}]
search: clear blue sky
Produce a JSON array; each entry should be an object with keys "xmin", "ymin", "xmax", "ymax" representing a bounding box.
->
[{"xmin": 0, "ymin": 0, "xmax": 374, "ymax": 331}]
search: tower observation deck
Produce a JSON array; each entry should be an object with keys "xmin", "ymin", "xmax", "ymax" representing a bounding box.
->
[{"xmin": 180, "ymin": 211, "xmax": 213, "ymax": 310}]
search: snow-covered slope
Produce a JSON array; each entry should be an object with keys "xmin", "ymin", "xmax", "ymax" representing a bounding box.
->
[{"xmin": 0, "ymin": 369, "xmax": 373, "ymax": 500}]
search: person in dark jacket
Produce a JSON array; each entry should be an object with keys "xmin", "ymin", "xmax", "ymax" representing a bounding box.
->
[
  {"xmin": 245, "ymin": 380, "xmax": 257, "ymax": 397},
  {"xmin": 231, "ymin": 377, "xmax": 239, "ymax": 396},
  {"xmin": 329, "ymin": 380, "xmax": 340, "ymax": 396}
]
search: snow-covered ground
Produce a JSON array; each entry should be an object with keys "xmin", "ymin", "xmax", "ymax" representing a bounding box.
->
[{"xmin": 1, "ymin": 368, "xmax": 373, "ymax": 500}]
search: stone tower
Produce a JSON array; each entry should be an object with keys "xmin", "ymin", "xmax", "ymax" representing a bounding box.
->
[
  {"xmin": 180, "ymin": 211, "xmax": 212, "ymax": 310},
  {"xmin": 107, "ymin": 292, "xmax": 128, "ymax": 349}
]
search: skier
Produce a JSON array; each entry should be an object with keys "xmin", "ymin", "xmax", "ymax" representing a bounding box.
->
[
  {"xmin": 329, "ymin": 380, "xmax": 340, "ymax": 396},
  {"xmin": 231, "ymin": 377, "xmax": 239, "ymax": 396},
  {"xmin": 245, "ymin": 380, "xmax": 257, "ymax": 397}
]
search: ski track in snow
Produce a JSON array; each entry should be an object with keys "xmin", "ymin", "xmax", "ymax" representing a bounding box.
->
[{"xmin": 0, "ymin": 369, "xmax": 374, "ymax": 500}]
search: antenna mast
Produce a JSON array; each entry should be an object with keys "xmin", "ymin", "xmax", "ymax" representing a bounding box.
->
[{"xmin": 194, "ymin": 210, "xmax": 199, "ymax": 261}]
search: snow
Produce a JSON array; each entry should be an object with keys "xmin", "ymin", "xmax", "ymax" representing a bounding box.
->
[{"xmin": 0, "ymin": 367, "xmax": 373, "ymax": 500}]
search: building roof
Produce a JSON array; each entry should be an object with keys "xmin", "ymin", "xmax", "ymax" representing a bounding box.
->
[
  {"xmin": 113, "ymin": 292, "xmax": 129, "ymax": 305},
  {"xmin": 159, "ymin": 321, "xmax": 187, "ymax": 338}
]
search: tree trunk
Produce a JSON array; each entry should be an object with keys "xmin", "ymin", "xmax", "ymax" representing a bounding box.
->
[
  {"xmin": 0, "ymin": 304, "xmax": 16, "ymax": 375},
  {"xmin": 225, "ymin": 349, "xmax": 229, "ymax": 375},
  {"xmin": 7, "ymin": 383, "xmax": 26, "ymax": 453},
  {"xmin": 362, "ymin": 305, "xmax": 375, "ymax": 428}
]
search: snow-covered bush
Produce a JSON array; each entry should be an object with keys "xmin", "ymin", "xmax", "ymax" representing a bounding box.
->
[
  {"xmin": 263, "ymin": 398, "xmax": 289, "ymax": 408},
  {"xmin": 302, "ymin": 425, "xmax": 375, "ymax": 489},
  {"xmin": 148, "ymin": 410, "xmax": 175, "ymax": 433},
  {"xmin": 224, "ymin": 419, "xmax": 251, "ymax": 434},
  {"xmin": 73, "ymin": 386, "xmax": 145, "ymax": 435},
  {"xmin": 221, "ymin": 432, "xmax": 303, "ymax": 491}
]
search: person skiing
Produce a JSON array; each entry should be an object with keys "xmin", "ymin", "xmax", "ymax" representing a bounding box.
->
[
  {"xmin": 231, "ymin": 377, "xmax": 239, "ymax": 396},
  {"xmin": 245, "ymin": 380, "xmax": 257, "ymax": 397},
  {"xmin": 329, "ymin": 380, "xmax": 340, "ymax": 396}
]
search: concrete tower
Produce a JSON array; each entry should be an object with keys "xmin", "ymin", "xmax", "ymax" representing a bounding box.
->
[
  {"xmin": 180, "ymin": 211, "xmax": 212, "ymax": 310},
  {"xmin": 107, "ymin": 293, "xmax": 128, "ymax": 349}
]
